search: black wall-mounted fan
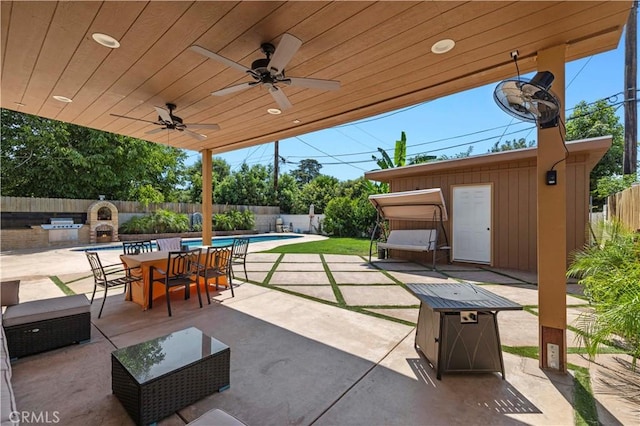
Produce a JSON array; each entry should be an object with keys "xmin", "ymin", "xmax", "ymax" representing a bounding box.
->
[
  {"xmin": 190, "ymin": 33, "xmax": 340, "ymax": 111},
  {"xmin": 494, "ymin": 70, "xmax": 561, "ymax": 128},
  {"xmin": 110, "ymin": 103, "xmax": 220, "ymax": 141}
]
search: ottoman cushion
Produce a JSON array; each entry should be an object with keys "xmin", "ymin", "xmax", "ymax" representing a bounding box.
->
[{"xmin": 3, "ymin": 294, "xmax": 90, "ymax": 328}]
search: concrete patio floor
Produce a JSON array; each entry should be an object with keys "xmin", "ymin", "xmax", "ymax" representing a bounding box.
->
[{"xmin": 1, "ymin": 236, "xmax": 637, "ymax": 425}]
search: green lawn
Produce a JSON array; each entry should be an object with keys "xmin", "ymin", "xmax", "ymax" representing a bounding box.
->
[{"xmin": 263, "ymin": 237, "xmax": 371, "ymax": 256}]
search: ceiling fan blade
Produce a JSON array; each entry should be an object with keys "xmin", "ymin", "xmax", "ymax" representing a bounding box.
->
[
  {"xmin": 268, "ymin": 33, "xmax": 302, "ymax": 75},
  {"xmin": 110, "ymin": 113, "xmax": 157, "ymax": 124},
  {"xmin": 184, "ymin": 129, "xmax": 207, "ymax": 141},
  {"xmin": 154, "ymin": 106, "xmax": 173, "ymax": 123},
  {"xmin": 145, "ymin": 127, "xmax": 167, "ymax": 135},
  {"xmin": 284, "ymin": 77, "xmax": 340, "ymax": 91},
  {"xmin": 190, "ymin": 45, "xmax": 252, "ymax": 74},
  {"xmin": 211, "ymin": 82, "xmax": 254, "ymax": 96},
  {"xmin": 184, "ymin": 123, "xmax": 220, "ymax": 130},
  {"xmin": 269, "ymin": 87, "xmax": 293, "ymax": 110}
]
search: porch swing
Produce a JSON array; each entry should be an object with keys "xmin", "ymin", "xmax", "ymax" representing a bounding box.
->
[{"xmin": 368, "ymin": 189, "xmax": 450, "ymax": 269}]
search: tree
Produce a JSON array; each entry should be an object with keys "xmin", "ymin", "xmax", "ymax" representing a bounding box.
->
[
  {"xmin": 214, "ymin": 163, "xmax": 276, "ymax": 206},
  {"xmin": 290, "ymin": 159, "xmax": 322, "ymax": 186},
  {"xmin": 183, "ymin": 157, "xmax": 231, "ymax": 203},
  {"xmin": 275, "ymin": 173, "xmax": 300, "ymax": 213},
  {"xmin": 323, "ymin": 197, "xmax": 358, "ymax": 236},
  {"xmin": 489, "ymin": 138, "xmax": 535, "ymax": 152},
  {"xmin": 408, "ymin": 153, "xmax": 437, "ymax": 165},
  {"xmin": 372, "ymin": 131, "xmax": 407, "ymax": 169},
  {"xmin": 566, "ymin": 100, "xmax": 625, "ymax": 205},
  {"xmin": 593, "ymin": 174, "xmax": 638, "ymax": 200},
  {"xmin": 437, "ymin": 146, "xmax": 473, "ymax": 160},
  {"xmin": 1, "ymin": 109, "xmax": 187, "ymax": 201},
  {"xmin": 293, "ymin": 175, "xmax": 339, "ymax": 214}
]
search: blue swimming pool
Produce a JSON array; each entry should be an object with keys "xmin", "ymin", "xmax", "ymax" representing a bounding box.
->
[{"xmin": 72, "ymin": 234, "xmax": 302, "ymax": 251}]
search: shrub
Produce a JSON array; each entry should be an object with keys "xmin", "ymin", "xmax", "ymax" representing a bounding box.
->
[
  {"xmin": 119, "ymin": 209, "xmax": 189, "ymax": 234},
  {"xmin": 323, "ymin": 197, "xmax": 358, "ymax": 237},
  {"xmin": 213, "ymin": 209, "xmax": 255, "ymax": 231},
  {"xmin": 567, "ymin": 220, "xmax": 640, "ymax": 368}
]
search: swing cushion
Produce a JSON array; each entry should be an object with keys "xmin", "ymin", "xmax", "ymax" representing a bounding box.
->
[{"xmin": 377, "ymin": 229, "xmax": 438, "ymax": 252}]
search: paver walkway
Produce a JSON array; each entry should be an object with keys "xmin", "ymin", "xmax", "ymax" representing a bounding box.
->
[{"xmin": 1, "ymin": 238, "xmax": 637, "ymax": 425}]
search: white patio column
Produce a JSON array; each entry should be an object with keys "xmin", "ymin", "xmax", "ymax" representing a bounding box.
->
[
  {"xmin": 201, "ymin": 149, "xmax": 213, "ymax": 244},
  {"xmin": 536, "ymin": 45, "xmax": 567, "ymax": 373}
]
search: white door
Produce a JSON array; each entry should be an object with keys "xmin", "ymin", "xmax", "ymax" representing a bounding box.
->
[{"xmin": 452, "ymin": 185, "xmax": 491, "ymax": 264}]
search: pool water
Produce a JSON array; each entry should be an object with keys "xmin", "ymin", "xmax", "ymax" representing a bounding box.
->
[{"xmin": 73, "ymin": 234, "xmax": 302, "ymax": 251}]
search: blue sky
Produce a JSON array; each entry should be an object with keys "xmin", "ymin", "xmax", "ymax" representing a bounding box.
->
[{"xmin": 195, "ymin": 34, "xmax": 635, "ymax": 182}]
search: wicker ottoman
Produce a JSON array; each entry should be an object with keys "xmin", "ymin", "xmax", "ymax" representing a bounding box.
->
[
  {"xmin": 2, "ymin": 294, "xmax": 91, "ymax": 359},
  {"xmin": 112, "ymin": 327, "xmax": 230, "ymax": 426}
]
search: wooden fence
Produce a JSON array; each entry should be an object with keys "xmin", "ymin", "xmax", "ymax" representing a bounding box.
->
[
  {"xmin": 0, "ymin": 196, "xmax": 280, "ymax": 215},
  {"xmin": 607, "ymin": 184, "xmax": 640, "ymax": 232}
]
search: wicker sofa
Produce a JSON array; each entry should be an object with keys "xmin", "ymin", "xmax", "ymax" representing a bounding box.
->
[{"xmin": 1, "ymin": 312, "xmax": 17, "ymax": 426}]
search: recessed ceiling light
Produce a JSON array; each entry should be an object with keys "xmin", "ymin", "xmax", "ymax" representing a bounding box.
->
[
  {"xmin": 52, "ymin": 95, "xmax": 73, "ymax": 103},
  {"xmin": 293, "ymin": 119, "xmax": 301, "ymax": 124},
  {"xmin": 431, "ymin": 39, "xmax": 455, "ymax": 54},
  {"xmin": 267, "ymin": 108, "xmax": 282, "ymax": 115},
  {"xmin": 14, "ymin": 102, "xmax": 26, "ymax": 107},
  {"xmin": 92, "ymin": 33, "xmax": 120, "ymax": 49}
]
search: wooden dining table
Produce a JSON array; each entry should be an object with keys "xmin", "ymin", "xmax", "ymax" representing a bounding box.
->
[{"xmin": 120, "ymin": 249, "xmax": 229, "ymax": 310}]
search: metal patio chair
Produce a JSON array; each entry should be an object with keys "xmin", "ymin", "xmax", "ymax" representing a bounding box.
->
[
  {"xmin": 86, "ymin": 251, "xmax": 139, "ymax": 318},
  {"xmin": 148, "ymin": 248, "xmax": 203, "ymax": 317},
  {"xmin": 122, "ymin": 240, "xmax": 153, "ymax": 255},
  {"xmin": 230, "ymin": 238, "xmax": 249, "ymax": 281},
  {"xmin": 198, "ymin": 246, "xmax": 234, "ymax": 301}
]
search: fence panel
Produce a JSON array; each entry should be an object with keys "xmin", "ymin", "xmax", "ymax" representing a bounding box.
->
[
  {"xmin": 0, "ymin": 196, "xmax": 280, "ymax": 216},
  {"xmin": 607, "ymin": 184, "xmax": 640, "ymax": 231}
]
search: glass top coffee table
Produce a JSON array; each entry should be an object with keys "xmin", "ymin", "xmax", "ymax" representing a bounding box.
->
[{"xmin": 111, "ymin": 327, "xmax": 230, "ymax": 426}]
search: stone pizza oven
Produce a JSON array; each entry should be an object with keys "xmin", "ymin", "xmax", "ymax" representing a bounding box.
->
[{"xmin": 87, "ymin": 200, "xmax": 119, "ymax": 243}]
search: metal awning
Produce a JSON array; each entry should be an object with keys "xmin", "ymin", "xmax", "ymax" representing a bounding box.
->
[{"xmin": 368, "ymin": 188, "xmax": 448, "ymax": 222}]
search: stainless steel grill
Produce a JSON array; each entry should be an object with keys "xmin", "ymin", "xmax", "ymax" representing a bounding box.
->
[{"xmin": 41, "ymin": 218, "xmax": 83, "ymax": 230}]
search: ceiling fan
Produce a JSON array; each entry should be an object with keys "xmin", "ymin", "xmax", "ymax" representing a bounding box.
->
[
  {"xmin": 493, "ymin": 52, "xmax": 560, "ymax": 128},
  {"xmin": 110, "ymin": 103, "xmax": 220, "ymax": 141},
  {"xmin": 190, "ymin": 33, "xmax": 341, "ymax": 111}
]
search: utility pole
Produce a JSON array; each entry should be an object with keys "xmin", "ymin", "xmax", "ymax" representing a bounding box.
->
[
  {"xmin": 274, "ymin": 140, "xmax": 279, "ymax": 192},
  {"xmin": 624, "ymin": 0, "xmax": 638, "ymax": 175}
]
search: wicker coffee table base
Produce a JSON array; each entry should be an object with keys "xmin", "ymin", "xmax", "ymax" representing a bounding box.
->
[{"xmin": 112, "ymin": 348, "xmax": 230, "ymax": 426}]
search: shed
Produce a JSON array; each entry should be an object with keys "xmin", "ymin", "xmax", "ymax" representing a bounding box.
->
[{"xmin": 364, "ymin": 136, "xmax": 611, "ymax": 272}]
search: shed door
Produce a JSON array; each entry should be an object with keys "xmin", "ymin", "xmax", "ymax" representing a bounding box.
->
[{"xmin": 452, "ymin": 185, "xmax": 491, "ymax": 264}]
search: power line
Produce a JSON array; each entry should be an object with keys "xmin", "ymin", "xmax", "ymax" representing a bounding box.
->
[
  {"xmin": 567, "ymin": 56, "xmax": 592, "ymax": 89},
  {"xmin": 294, "ymin": 136, "xmax": 368, "ymax": 171},
  {"xmin": 209, "ymin": 90, "xmax": 636, "ymax": 171}
]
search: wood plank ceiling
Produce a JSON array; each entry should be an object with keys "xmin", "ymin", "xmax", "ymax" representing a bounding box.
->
[{"xmin": 1, "ymin": 1, "xmax": 632, "ymax": 154}]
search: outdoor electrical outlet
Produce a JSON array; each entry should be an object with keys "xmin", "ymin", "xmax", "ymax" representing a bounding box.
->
[
  {"xmin": 547, "ymin": 343, "xmax": 560, "ymax": 369},
  {"xmin": 546, "ymin": 170, "xmax": 557, "ymax": 185}
]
